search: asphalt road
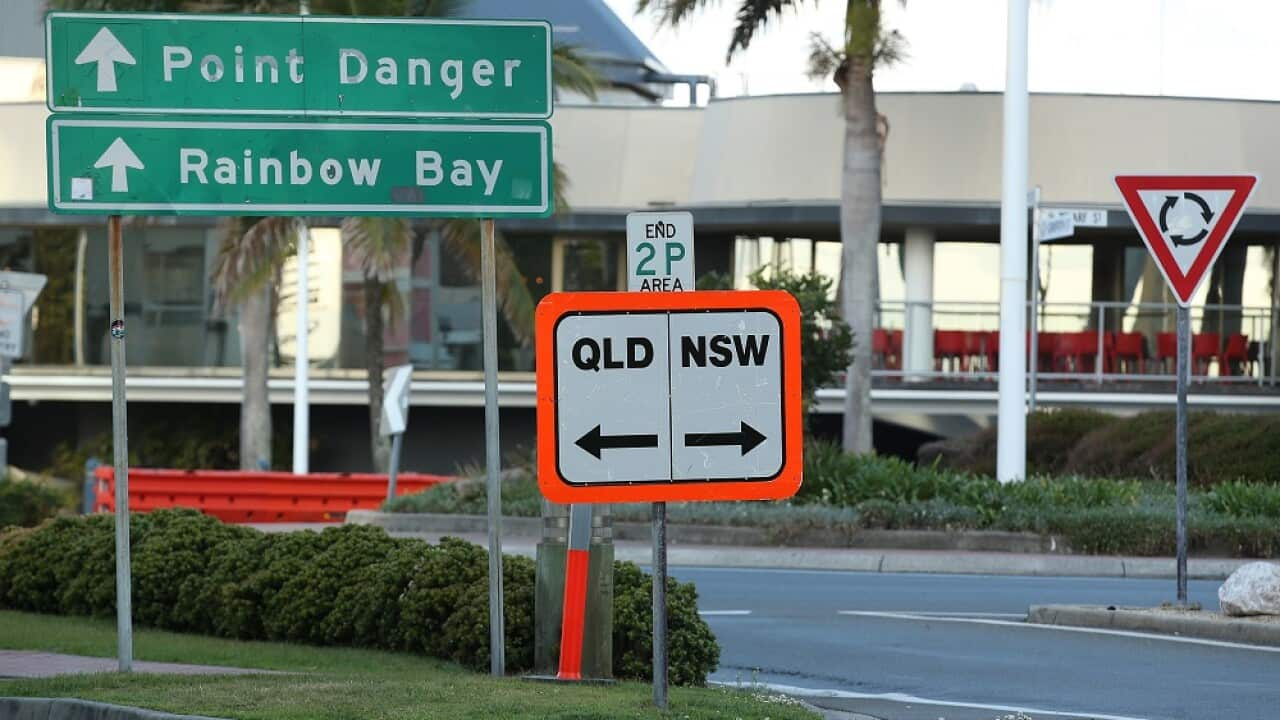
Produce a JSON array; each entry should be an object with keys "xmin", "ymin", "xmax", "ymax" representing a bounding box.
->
[{"xmin": 671, "ymin": 568, "xmax": 1277, "ymax": 720}]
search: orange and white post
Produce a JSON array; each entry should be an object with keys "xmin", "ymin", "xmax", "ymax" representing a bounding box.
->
[{"xmin": 556, "ymin": 503, "xmax": 594, "ymax": 680}]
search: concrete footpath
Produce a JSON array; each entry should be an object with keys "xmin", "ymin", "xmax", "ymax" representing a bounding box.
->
[{"xmin": 0, "ymin": 651, "xmax": 273, "ymax": 680}]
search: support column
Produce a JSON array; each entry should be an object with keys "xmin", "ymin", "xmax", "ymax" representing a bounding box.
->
[{"xmin": 903, "ymin": 228, "xmax": 935, "ymax": 378}]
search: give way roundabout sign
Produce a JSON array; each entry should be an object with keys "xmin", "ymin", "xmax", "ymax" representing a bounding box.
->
[{"xmin": 535, "ymin": 290, "xmax": 803, "ymax": 504}]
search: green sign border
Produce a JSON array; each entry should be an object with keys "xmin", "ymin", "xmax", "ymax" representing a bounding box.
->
[
  {"xmin": 45, "ymin": 11, "xmax": 553, "ymax": 120},
  {"xmin": 46, "ymin": 116, "xmax": 553, "ymax": 218}
]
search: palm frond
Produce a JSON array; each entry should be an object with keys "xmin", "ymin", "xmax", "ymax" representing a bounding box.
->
[
  {"xmin": 806, "ymin": 32, "xmax": 844, "ymax": 82},
  {"xmin": 553, "ymin": 44, "xmax": 602, "ymax": 101},
  {"xmin": 553, "ymin": 161, "xmax": 572, "ymax": 214},
  {"xmin": 440, "ymin": 220, "xmax": 537, "ymax": 347},
  {"xmin": 341, "ymin": 216, "xmax": 410, "ymax": 320},
  {"xmin": 728, "ymin": 0, "xmax": 803, "ymax": 58},
  {"xmin": 341, "ymin": 216, "xmax": 410, "ymax": 283},
  {"xmin": 211, "ymin": 216, "xmax": 301, "ymax": 310},
  {"xmin": 635, "ymin": 0, "xmax": 707, "ymax": 28}
]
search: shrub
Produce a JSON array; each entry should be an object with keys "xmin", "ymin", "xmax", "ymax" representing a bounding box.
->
[
  {"xmin": 1203, "ymin": 482, "xmax": 1280, "ymax": 519},
  {"xmin": 385, "ymin": 474, "xmax": 542, "ymax": 517},
  {"xmin": 0, "ymin": 511, "xmax": 720, "ymax": 685},
  {"xmin": 0, "ymin": 480, "xmax": 67, "ymax": 529},
  {"xmin": 612, "ymin": 560, "xmax": 719, "ymax": 687}
]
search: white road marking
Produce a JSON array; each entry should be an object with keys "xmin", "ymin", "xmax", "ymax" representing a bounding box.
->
[
  {"xmin": 887, "ymin": 611, "xmax": 1026, "ymax": 618},
  {"xmin": 724, "ymin": 681, "xmax": 1155, "ymax": 720},
  {"xmin": 699, "ymin": 610, "xmax": 752, "ymax": 616},
  {"xmin": 838, "ymin": 610, "xmax": 1280, "ymax": 653}
]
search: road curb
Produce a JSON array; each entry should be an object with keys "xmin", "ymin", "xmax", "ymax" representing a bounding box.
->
[
  {"xmin": 0, "ymin": 698, "xmax": 225, "ymax": 720},
  {"xmin": 349, "ymin": 511, "xmax": 1254, "ymax": 579},
  {"xmin": 1027, "ymin": 604, "xmax": 1280, "ymax": 646},
  {"xmin": 346, "ymin": 510, "xmax": 1063, "ymax": 553}
]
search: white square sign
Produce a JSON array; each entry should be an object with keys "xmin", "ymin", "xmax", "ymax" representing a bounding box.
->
[{"xmin": 626, "ymin": 211, "xmax": 695, "ymax": 292}]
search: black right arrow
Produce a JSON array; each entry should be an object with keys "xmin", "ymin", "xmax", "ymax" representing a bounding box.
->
[
  {"xmin": 575, "ymin": 425, "xmax": 659, "ymax": 459},
  {"xmin": 684, "ymin": 421, "xmax": 767, "ymax": 456}
]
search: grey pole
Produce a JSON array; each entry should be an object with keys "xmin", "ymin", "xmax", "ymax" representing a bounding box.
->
[
  {"xmin": 481, "ymin": 218, "xmax": 505, "ymax": 676},
  {"xmin": 108, "ymin": 215, "xmax": 133, "ymax": 673},
  {"xmin": 1028, "ymin": 187, "xmax": 1041, "ymax": 413},
  {"xmin": 1175, "ymin": 305, "xmax": 1190, "ymax": 604},
  {"xmin": 386, "ymin": 432, "xmax": 403, "ymax": 502},
  {"xmin": 652, "ymin": 501, "xmax": 668, "ymax": 709}
]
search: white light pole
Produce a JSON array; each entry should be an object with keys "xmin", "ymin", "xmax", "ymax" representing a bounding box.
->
[
  {"xmin": 293, "ymin": 225, "xmax": 309, "ymax": 475},
  {"xmin": 293, "ymin": 0, "xmax": 310, "ymax": 476},
  {"xmin": 996, "ymin": 0, "xmax": 1029, "ymax": 484}
]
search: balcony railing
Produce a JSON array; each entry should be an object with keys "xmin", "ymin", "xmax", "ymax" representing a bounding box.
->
[{"xmin": 872, "ymin": 300, "xmax": 1278, "ymax": 385}]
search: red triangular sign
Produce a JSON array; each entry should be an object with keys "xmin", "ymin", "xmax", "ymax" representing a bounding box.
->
[{"xmin": 1114, "ymin": 174, "xmax": 1258, "ymax": 307}]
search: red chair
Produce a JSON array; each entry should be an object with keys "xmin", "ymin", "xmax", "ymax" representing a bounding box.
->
[
  {"xmin": 1191, "ymin": 332, "xmax": 1220, "ymax": 375},
  {"xmin": 887, "ymin": 329, "xmax": 903, "ymax": 370},
  {"xmin": 1035, "ymin": 332, "xmax": 1064, "ymax": 372},
  {"xmin": 984, "ymin": 330, "xmax": 1000, "ymax": 371},
  {"xmin": 1156, "ymin": 332, "xmax": 1178, "ymax": 374},
  {"xmin": 963, "ymin": 331, "xmax": 989, "ymax": 371},
  {"xmin": 1054, "ymin": 332, "xmax": 1100, "ymax": 373},
  {"xmin": 1113, "ymin": 332, "xmax": 1146, "ymax": 374},
  {"xmin": 872, "ymin": 329, "xmax": 903, "ymax": 371},
  {"xmin": 935, "ymin": 330, "xmax": 969, "ymax": 372},
  {"xmin": 1220, "ymin": 334, "xmax": 1249, "ymax": 376}
]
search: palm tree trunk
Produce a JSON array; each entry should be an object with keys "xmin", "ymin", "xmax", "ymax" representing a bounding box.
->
[
  {"xmin": 365, "ymin": 275, "xmax": 390, "ymax": 472},
  {"xmin": 840, "ymin": 60, "xmax": 881, "ymax": 454},
  {"xmin": 239, "ymin": 281, "xmax": 273, "ymax": 470}
]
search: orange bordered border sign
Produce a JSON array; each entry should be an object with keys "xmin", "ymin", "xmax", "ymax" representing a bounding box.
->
[{"xmin": 535, "ymin": 289, "xmax": 803, "ymax": 504}]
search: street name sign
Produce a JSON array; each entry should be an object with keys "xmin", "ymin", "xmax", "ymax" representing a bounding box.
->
[
  {"xmin": 1115, "ymin": 174, "xmax": 1258, "ymax": 306},
  {"xmin": 47, "ymin": 116, "xmax": 552, "ymax": 217},
  {"xmin": 535, "ymin": 290, "xmax": 802, "ymax": 504},
  {"xmin": 1037, "ymin": 212, "xmax": 1074, "ymax": 241},
  {"xmin": 626, "ymin": 211, "xmax": 695, "ymax": 292},
  {"xmin": 46, "ymin": 12, "xmax": 552, "ymax": 119}
]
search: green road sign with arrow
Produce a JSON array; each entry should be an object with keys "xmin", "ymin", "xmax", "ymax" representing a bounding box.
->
[
  {"xmin": 47, "ymin": 116, "xmax": 552, "ymax": 217},
  {"xmin": 46, "ymin": 12, "xmax": 552, "ymax": 119}
]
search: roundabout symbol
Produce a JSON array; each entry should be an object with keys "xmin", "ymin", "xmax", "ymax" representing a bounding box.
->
[{"xmin": 1159, "ymin": 191, "xmax": 1214, "ymax": 246}]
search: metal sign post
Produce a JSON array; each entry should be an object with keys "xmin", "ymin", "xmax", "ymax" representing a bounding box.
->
[
  {"xmin": 652, "ymin": 500, "xmax": 668, "ymax": 709},
  {"xmin": 481, "ymin": 218, "xmax": 505, "ymax": 677},
  {"xmin": 1175, "ymin": 307, "xmax": 1190, "ymax": 603},
  {"xmin": 108, "ymin": 215, "xmax": 133, "ymax": 672}
]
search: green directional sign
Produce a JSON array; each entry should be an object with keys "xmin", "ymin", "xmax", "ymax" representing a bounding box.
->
[
  {"xmin": 47, "ymin": 116, "xmax": 552, "ymax": 217},
  {"xmin": 45, "ymin": 12, "xmax": 552, "ymax": 119}
]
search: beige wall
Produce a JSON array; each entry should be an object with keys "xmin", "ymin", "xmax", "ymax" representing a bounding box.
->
[
  {"xmin": 560, "ymin": 92, "xmax": 1280, "ymax": 212},
  {"xmin": 550, "ymin": 104, "xmax": 702, "ymax": 211},
  {"xmin": 0, "ymin": 102, "xmax": 47, "ymax": 208},
  {"xmin": 6, "ymin": 92, "xmax": 1280, "ymax": 212}
]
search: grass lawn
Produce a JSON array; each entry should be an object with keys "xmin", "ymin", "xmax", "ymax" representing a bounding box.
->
[{"xmin": 0, "ymin": 610, "xmax": 814, "ymax": 720}]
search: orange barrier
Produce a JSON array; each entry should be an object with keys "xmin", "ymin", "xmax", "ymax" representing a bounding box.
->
[{"xmin": 93, "ymin": 467, "xmax": 452, "ymax": 523}]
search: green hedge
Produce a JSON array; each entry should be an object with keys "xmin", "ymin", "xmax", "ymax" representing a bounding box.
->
[
  {"xmin": 0, "ymin": 480, "xmax": 66, "ymax": 530},
  {"xmin": 0, "ymin": 510, "xmax": 719, "ymax": 684},
  {"xmin": 920, "ymin": 409, "xmax": 1280, "ymax": 485}
]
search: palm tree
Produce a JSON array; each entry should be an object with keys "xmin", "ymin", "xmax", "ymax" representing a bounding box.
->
[
  {"xmin": 211, "ymin": 217, "xmax": 301, "ymax": 470},
  {"xmin": 638, "ymin": 0, "xmax": 904, "ymax": 454}
]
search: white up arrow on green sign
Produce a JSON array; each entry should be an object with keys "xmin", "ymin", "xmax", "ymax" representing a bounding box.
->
[
  {"xmin": 74, "ymin": 26, "xmax": 135, "ymax": 93},
  {"xmin": 48, "ymin": 116, "xmax": 552, "ymax": 217},
  {"xmin": 46, "ymin": 12, "xmax": 552, "ymax": 119}
]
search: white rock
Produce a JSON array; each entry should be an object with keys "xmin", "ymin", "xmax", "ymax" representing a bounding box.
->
[{"xmin": 1219, "ymin": 562, "xmax": 1280, "ymax": 616}]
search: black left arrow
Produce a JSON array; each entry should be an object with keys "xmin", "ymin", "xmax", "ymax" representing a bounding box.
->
[
  {"xmin": 575, "ymin": 425, "xmax": 659, "ymax": 459},
  {"xmin": 684, "ymin": 421, "xmax": 767, "ymax": 456}
]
